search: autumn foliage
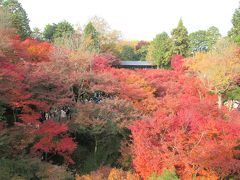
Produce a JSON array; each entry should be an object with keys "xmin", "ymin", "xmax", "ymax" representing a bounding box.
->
[
  {"xmin": 33, "ymin": 120, "xmax": 76, "ymax": 164},
  {"xmin": 76, "ymin": 167, "xmax": 140, "ymax": 180},
  {"xmin": 130, "ymin": 72, "xmax": 240, "ymax": 179},
  {"xmin": 12, "ymin": 37, "xmax": 52, "ymax": 62},
  {"xmin": 1, "ymin": 11, "xmax": 240, "ymax": 180},
  {"xmin": 171, "ymin": 54, "xmax": 185, "ymax": 71},
  {"xmin": 1, "ymin": 28, "xmax": 76, "ymax": 165}
]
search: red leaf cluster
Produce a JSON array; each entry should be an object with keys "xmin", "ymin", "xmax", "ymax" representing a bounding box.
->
[
  {"xmin": 171, "ymin": 54, "xmax": 185, "ymax": 71},
  {"xmin": 33, "ymin": 120, "xmax": 77, "ymax": 164},
  {"xmin": 130, "ymin": 72, "xmax": 240, "ymax": 179},
  {"xmin": 93, "ymin": 53, "xmax": 120, "ymax": 71},
  {"xmin": 13, "ymin": 37, "xmax": 52, "ymax": 62}
]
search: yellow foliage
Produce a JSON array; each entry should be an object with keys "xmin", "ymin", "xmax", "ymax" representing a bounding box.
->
[
  {"xmin": 108, "ymin": 168, "xmax": 126, "ymax": 180},
  {"xmin": 76, "ymin": 168, "xmax": 141, "ymax": 180},
  {"xmin": 186, "ymin": 39, "xmax": 240, "ymax": 94},
  {"xmin": 76, "ymin": 175, "xmax": 94, "ymax": 180},
  {"xmin": 108, "ymin": 168, "xmax": 141, "ymax": 180},
  {"xmin": 115, "ymin": 40, "xmax": 138, "ymax": 53},
  {"xmin": 126, "ymin": 74, "xmax": 156, "ymax": 95}
]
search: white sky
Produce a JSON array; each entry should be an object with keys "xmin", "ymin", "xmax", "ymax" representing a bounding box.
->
[{"xmin": 19, "ymin": 0, "xmax": 239, "ymax": 40}]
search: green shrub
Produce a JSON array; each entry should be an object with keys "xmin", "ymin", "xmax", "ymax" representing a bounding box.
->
[
  {"xmin": 148, "ymin": 169, "xmax": 179, "ymax": 180},
  {"xmin": 0, "ymin": 157, "xmax": 74, "ymax": 180}
]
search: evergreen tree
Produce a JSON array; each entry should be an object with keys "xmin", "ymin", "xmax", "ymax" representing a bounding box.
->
[
  {"xmin": 189, "ymin": 26, "xmax": 221, "ymax": 54},
  {"xmin": 147, "ymin": 32, "xmax": 173, "ymax": 68},
  {"xmin": 31, "ymin": 27, "xmax": 43, "ymax": 40},
  {"xmin": 207, "ymin": 26, "xmax": 221, "ymax": 49},
  {"xmin": 228, "ymin": 6, "xmax": 240, "ymax": 44},
  {"xmin": 229, "ymin": 5, "xmax": 240, "ymax": 44},
  {"xmin": 43, "ymin": 23, "xmax": 57, "ymax": 41},
  {"xmin": 83, "ymin": 22, "xmax": 100, "ymax": 52},
  {"xmin": 189, "ymin": 30, "xmax": 208, "ymax": 54},
  {"xmin": 136, "ymin": 46, "xmax": 148, "ymax": 61},
  {"xmin": 53, "ymin": 20, "xmax": 74, "ymax": 39},
  {"xmin": 3, "ymin": 0, "xmax": 31, "ymax": 39},
  {"xmin": 171, "ymin": 19, "xmax": 189, "ymax": 56},
  {"xmin": 120, "ymin": 45, "xmax": 136, "ymax": 60}
]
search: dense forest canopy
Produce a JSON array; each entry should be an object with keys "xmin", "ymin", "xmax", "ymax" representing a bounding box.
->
[{"xmin": 1, "ymin": 0, "xmax": 240, "ymax": 179}]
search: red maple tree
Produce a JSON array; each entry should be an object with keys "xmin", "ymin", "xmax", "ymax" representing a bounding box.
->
[
  {"xmin": 130, "ymin": 73, "xmax": 240, "ymax": 179},
  {"xmin": 32, "ymin": 119, "xmax": 77, "ymax": 164}
]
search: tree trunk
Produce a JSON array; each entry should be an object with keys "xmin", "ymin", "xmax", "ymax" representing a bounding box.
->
[
  {"xmin": 12, "ymin": 108, "xmax": 16, "ymax": 124},
  {"xmin": 94, "ymin": 136, "xmax": 98, "ymax": 154},
  {"xmin": 45, "ymin": 152, "xmax": 48, "ymax": 161},
  {"xmin": 228, "ymin": 100, "xmax": 233, "ymax": 111},
  {"xmin": 217, "ymin": 93, "xmax": 222, "ymax": 109}
]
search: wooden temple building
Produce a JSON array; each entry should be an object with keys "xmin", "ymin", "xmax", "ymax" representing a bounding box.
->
[{"xmin": 113, "ymin": 61, "xmax": 157, "ymax": 69}]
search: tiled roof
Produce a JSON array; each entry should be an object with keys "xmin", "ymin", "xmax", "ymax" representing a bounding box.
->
[{"xmin": 119, "ymin": 61, "xmax": 154, "ymax": 66}]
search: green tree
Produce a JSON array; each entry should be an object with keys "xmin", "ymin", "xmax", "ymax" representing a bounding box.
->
[
  {"xmin": 229, "ymin": 6, "xmax": 240, "ymax": 44},
  {"xmin": 69, "ymin": 98, "xmax": 140, "ymax": 173},
  {"xmin": 189, "ymin": 30, "xmax": 208, "ymax": 54},
  {"xmin": 3, "ymin": 0, "xmax": 31, "ymax": 39},
  {"xmin": 135, "ymin": 41, "xmax": 149, "ymax": 61},
  {"xmin": 206, "ymin": 26, "xmax": 221, "ymax": 49},
  {"xmin": 120, "ymin": 45, "xmax": 136, "ymax": 60},
  {"xmin": 83, "ymin": 22, "xmax": 100, "ymax": 52},
  {"xmin": 136, "ymin": 46, "xmax": 148, "ymax": 61},
  {"xmin": 189, "ymin": 27, "xmax": 221, "ymax": 54},
  {"xmin": 147, "ymin": 32, "xmax": 173, "ymax": 68},
  {"xmin": 43, "ymin": 23, "xmax": 57, "ymax": 41},
  {"xmin": 171, "ymin": 19, "xmax": 189, "ymax": 56},
  {"xmin": 0, "ymin": 157, "xmax": 74, "ymax": 180},
  {"xmin": 226, "ymin": 87, "xmax": 240, "ymax": 101},
  {"xmin": 31, "ymin": 27, "xmax": 43, "ymax": 40},
  {"xmin": 53, "ymin": 20, "xmax": 74, "ymax": 39}
]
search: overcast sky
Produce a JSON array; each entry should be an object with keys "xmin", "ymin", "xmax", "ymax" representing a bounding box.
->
[{"xmin": 19, "ymin": 0, "xmax": 239, "ymax": 40}]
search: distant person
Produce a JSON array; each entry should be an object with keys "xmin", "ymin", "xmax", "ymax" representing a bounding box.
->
[
  {"xmin": 60, "ymin": 109, "xmax": 66, "ymax": 119},
  {"xmin": 66, "ymin": 107, "xmax": 71, "ymax": 120}
]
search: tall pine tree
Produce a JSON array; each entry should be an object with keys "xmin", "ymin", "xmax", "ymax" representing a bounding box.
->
[
  {"xmin": 171, "ymin": 19, "xmax": 189, "ymax": 56},
  {"xmin": 228, "ymin": 5, "xmax": 240, "ymax": 44},
  {"xmin": 83, "ymin": 22, "xmax": 100, "ymax": 53},
  {"xmin": 3, "ymin": 0, "xmax": 31, "ymax": 39}
]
